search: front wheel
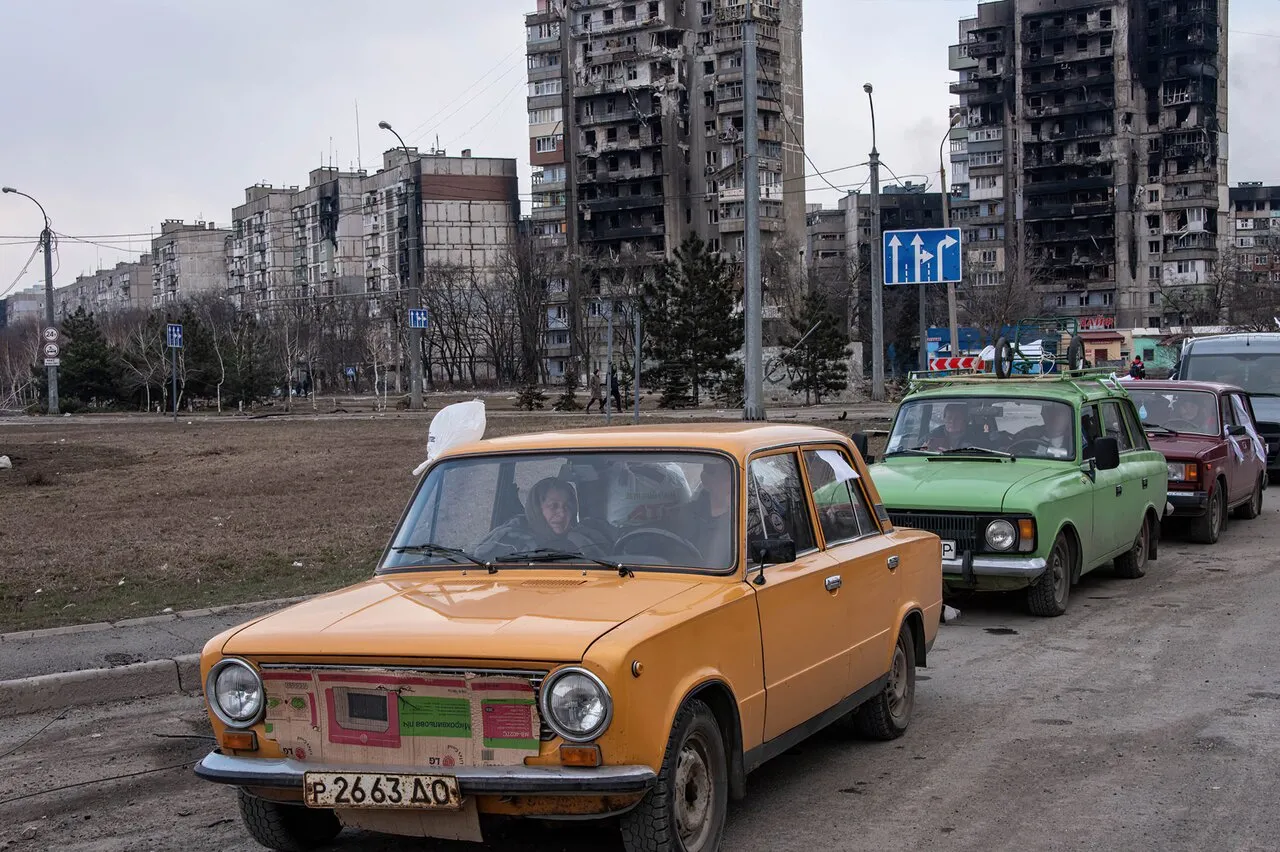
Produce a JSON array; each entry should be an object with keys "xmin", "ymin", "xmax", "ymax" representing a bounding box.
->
[
  {"xmin": 236, "ymin": 789, "xmax": 341, "ymax": 852},
  {"xmin": 1113, "ymin": 513, "xmax": 1151, "ymax": 579},
  {"xmin": 1027, "ymin": 532, "xmax": 1073, "ymax": 616},
  {"xmin": 621, "ymin": 699, "xmax": 728, "ymax": 852},
  {"xmin": 1190, "ymin": 485, "xmax": 1225, "ymax": 544},
  {"xmin": 850, "ymin": 623, "xmax": 916, "ymax": 740}
]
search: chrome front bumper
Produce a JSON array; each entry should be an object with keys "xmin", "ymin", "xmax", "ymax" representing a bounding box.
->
[
  {"xmin": 942, "ymin": 555, "xmax": 1047, "ymax": 579},
  {"xmin": 194, "ymin": 751, "xmax": 656, "ymax": 795}
]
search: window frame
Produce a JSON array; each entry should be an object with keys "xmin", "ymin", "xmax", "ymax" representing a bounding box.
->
[
  {"xmin": 800, "ymin": 445, "xmax": 881, "ymax": 549},
  {"xmin": 745, "ymin": 448, "xmax": 820, "ymax": 566}
]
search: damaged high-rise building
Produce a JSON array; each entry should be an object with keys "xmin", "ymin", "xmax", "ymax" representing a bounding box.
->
[
  {"xmin": 526, "ymin": 0, "xmax": 805, "ymax": 379},
  {"xmin": 948, "ymin": 0, "xmax": 1228, "ymax": 329}
]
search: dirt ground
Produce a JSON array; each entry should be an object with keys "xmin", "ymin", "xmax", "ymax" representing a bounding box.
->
[{"xmin": 0, "ymin": 404, "xmax": 884, "ymax": 631}]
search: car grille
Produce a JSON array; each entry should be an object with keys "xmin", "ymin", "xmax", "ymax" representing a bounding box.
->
[
  {"xmin": 887, "ymin": 510, "xmax": 979, "ymax": 553},
  {"xmin": 1258, "ymin": 424, "xmax": 1280, "ymax": 465}
]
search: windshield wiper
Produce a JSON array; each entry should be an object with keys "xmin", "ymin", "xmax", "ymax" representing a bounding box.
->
[
  {"xmin": 938, "ymin": 446, "xmax": 1013, "ymax": 458},
  {"xmin": 495, "ymin": 548, "xmax": 634, "ymax": 577},
  {"xmin": 884, "ymin": 448, "xmax": 939, "ymax": 457},
  {"xmin": 1142, "ymin": 422, "xmax": 1177, "ymax": 435},
  {"xmin": 391, "ymin": 542, "xmax": 495, "ymax": 572}
]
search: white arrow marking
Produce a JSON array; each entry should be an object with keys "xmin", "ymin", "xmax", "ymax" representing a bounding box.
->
[
  {"xmin": 912, "ymin": 234, "xmax": 930, "ymax": 283},
  {"xmin": 937, "ymin": 234, "xmax": 958, "ymax": 280},
  {"xmin": 888, "ymin": 235, "xmax": 902, "ymax": 284}
]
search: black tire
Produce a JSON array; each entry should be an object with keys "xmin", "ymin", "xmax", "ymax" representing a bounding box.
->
[
  {"xmin": 1066, "ymin": 335, "xmax": 1086, "ymax": 371},
  {"xmin": 621, "ymin": 699, "xmax": 728, "ymax": 852},
  {"xmin": 1113, "ymin": 513, "xmax": 1151, "ymax": 579},
  {"xmin": 236, "ymin": 789, "xmax": 341, "ymax": 852},
  {"xmin": 993, "ymin": 337, "xmax": 1014, "ymax": 379},
  {"xmin": 1027, "ymin": 532, "xmax": 1073, "ymax": 616},
  {"xmin": 1233, "ymin": 476, "xmax": 1264, "ymax": 520},
  {"xmin": 1190, "ymin": 483, "xmax": 1226, "ymax": 544},
  {"xmin": 851, "ymin": 623, "xmax": 916, "ymax": 740}
]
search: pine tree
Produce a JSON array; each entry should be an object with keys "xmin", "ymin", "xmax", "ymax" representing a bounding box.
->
[
  {"xmin": 553, "ymin": 359, "xmax": 582, "ymax": 411},
  {"xmin": 784, "ymin": 291, "xmax": 849, "ymax": 405},
  {"xmin": 58, "ymin": 307, "xmax": 122, "ymax": 407},
  {"xmin": 643, "ymin": 234, "xmax": 743, "ymax": 408},
  {"xmin": 516, "ymin": 382, "xmax": 547, "ymax": 411}
]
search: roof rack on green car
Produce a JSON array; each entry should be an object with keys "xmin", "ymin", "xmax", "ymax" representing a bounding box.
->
[{"xmin": 905, "ymin": 366, "xmax": 1129, "ymax": 397}]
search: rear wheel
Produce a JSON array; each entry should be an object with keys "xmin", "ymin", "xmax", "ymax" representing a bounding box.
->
[
  {"xmin": 1233, "ymin": 476, "xmax": 1264, "ymax": 520},
  {"xmin": 1027, "ymin": 533, "xmax": 1072, "ymax": 617},
  {"xmin": 236, "ymin": 789, "xmax": 340, "ymax": 852},
  {"xmin": 1190, "ymin": 484, "xmax": 1226, "ymax": 544},
  {"xmin": 1113, "ymin": 514, "xmax": 1150, "ymax": 579},
  {"xmin": 851, "ymin": 623, "xmax": 916, "ymax": 740}
]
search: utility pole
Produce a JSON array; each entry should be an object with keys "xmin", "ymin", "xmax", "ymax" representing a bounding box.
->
[
  {"xmin": 2, "ymin": 187, "xmax": 58, "ymax": 414},
  {"xmin": 604, "ymin": 298, "xmax": 614, "ymax": 426},
  {"xmin": 633, "ymin": 306, "xmax": 641, "ymax": 424},
  {"xmin": 940, "ymin": 114, "xmax": 962, "ymax": 358},
  {"xmin": 378, "ymin": 121, "xmax": 424, "ymax": 410},
  {"xmin": 742, "ymin": 4, "xmax": 766, "ymax": 421},
  {"xmin": 864, "ymin": 85, "xmax": 885, "ymax": 401}
]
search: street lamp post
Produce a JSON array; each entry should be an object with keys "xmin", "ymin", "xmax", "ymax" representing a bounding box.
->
[
  {"xmin": 863, "ymin": 84, "xmax": 885, "ymax": 401},
  {"xmin": 378, "ymin": 121, "xmax": 424, "ymax": 411},
  {"xmin": 939, "ymin": 113, "xmax": 963, "ymax": 360},
  {"xmin": 2, "ymin": 186, "xmax": 58, "ymax": 415}
]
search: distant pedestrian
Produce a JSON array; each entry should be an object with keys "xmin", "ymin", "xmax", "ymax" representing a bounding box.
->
[
  {"xmin": 609, "ymin": 365, "xmax": 623, "ymax": 412},
  {"xmin": 586, "ymin": 367, "xmax": 604, "ymax": 413},
  {"xmin": 1128, "ymin": 355, "xmax": 1146, "ymax": 380}
]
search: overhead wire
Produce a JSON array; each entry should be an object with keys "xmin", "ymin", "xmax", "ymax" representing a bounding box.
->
[
  {"xmin": 403, "ymin": 48, "xmax": 525, "ymax": 143},
  {"xmin": 1, "ymin": 241, "xmax": 41, "ymax": 298}
]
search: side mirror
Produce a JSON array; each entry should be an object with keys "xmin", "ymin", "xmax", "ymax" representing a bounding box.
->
[
  {"xmin": 1093, "ymin": 437, "xmax": 1121, "ymax": 471},
  {"xmin": 750, "ymin": 538, "xmax": 797, "ymax": 584},
  {"xmin": 1227, "ymin": 424, "xmax": 1248, "ymax": 437},
  {"xmin": 851, "ymin": 432, "xmax": 874, "ymax": 464}
]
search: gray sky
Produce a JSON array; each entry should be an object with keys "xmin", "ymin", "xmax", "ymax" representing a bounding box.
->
[{"xmin": 2, "ymin": 0, "xmax": 1276, "ymax": 294}]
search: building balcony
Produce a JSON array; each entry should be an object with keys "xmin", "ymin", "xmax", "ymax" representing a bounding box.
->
[
  {"xmin": 716, "ymin": 96, "xmax": 781, "ymax": 116},
  {"xmin": 581, "ymin": 194, "xmax": 663, "ymax": 213},
  {"xmin": 531, "ymin": 205, "xmax": 566, "ymax": 220},
  {"xmin": 950, "ymin": 80, "xmax": 980, "ymax": 95},
  {"xmin": 949, "ymin": 43, "xmax": 978, "ymax": 69},
  {"xmin": 577, "ymin": 166, "xmax": 662, "ymax": 184},
  {"xmin": 967, "ymin": 40, "xmax": 1006, "ymax": 57},
  {"xmin": 580, "ymin": 224, "xmax": 666, "ymax": 242},
  {"xmin": 717, "ymin": 185, "xmax": 783, "ymax": 203},
  {"xmin": 1024, "ymin": 47, "xmax": 1113, "ymax": 68},
  {"xmin": 1024, "ymin": 175, "xmax": 1113, "ymax": 195},
  {"xmin": 1023, "ymin": 19, "xmax": 1113, "ymax": 42},
  {"xmin": 536, "ymin": 233, "xmax": 568, "ymax": 248},
  {"xmin": 1024, "ymin": 201, "xmax": 1114, "ymax": 220},
  {"xmin": 1025, "ymin": 98, "xmax": 1115, "ymax": 119},
  {"xmin": 571, "ymin": 13, "xmax": 666, "ymax": 39},
  {"xmin": 532, "ymin": 178, "xmax": 566, "ymax": 193},
  {"xmin": 967, "ymin": 86, "xmax": 1007, "ymax": 106},
  {"xmin": 1164, "ymin": 232, "xmax": 1217, "ymax": 254},
  {"xmin": 717, "ymin": 215, "xmax": 785, "ymax": 233},
  {"xmin": 1043, "ymin": 124, "xmax": 1115, "ymax": 142}
]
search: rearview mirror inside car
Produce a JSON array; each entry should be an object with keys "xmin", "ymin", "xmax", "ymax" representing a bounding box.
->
[{"xmin": 1093, "ymin": 437, "xmax": 1121, "ymax": 471}]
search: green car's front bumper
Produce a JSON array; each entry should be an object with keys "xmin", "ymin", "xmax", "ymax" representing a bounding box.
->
[{"xmin": 943, "ymin": 553, "xmax": 1047, "ymax": 590}]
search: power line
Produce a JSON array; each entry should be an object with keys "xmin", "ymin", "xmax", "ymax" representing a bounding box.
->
[
  {"xmin": 1, "ymin": 242, "xmax": 41, "ymax": 298},
  {"xmin": 403, "ymin": 48, "xmax": 525, "ymax": 143}
]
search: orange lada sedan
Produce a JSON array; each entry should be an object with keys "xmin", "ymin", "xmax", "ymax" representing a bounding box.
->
[{"xmin": 194, "ymin": 424, "xmax": 943, "ymax": 851}]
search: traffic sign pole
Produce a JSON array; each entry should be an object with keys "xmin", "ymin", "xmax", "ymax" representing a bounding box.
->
[{"xmin": 171, "ymin": 345, "xmax": 177, "ymax": 422}]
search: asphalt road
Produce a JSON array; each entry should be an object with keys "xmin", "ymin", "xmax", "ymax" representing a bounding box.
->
[{"xmin": 3, "ymin": 496, "xmax": 1278, "ymax": 851}]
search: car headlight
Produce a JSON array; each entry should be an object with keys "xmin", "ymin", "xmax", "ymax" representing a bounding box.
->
[
  {"xmin": 540, "ymin": 667, "xmax": 612, "ymax": 743},
  {"xmin": 984, "ymin": 519, "xmax": 1016, "ymax": 551},
  {"xmin": 206, "ymin": 658, "xmax": 264, "ymax": 728},
  {"xmin": 1167, "ymin": 461, "xmax": 1196, "ymax": 482}
]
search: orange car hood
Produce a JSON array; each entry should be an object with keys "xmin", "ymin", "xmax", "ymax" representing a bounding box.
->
[{"xmin": 220, "ymin": 571, "xmax": 706, "ymax": 663}]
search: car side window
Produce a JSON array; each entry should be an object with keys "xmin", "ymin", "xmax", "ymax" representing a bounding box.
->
[
  {"xmin": 1230, "ymin": 394, "xmax": 1254, "ymax": 430},
  {"xmin": 803, "ymin": 449, "xmax": 875, "ymax": 545},
  {"xmin": 1220, "ymin": 395, "xmax": 1238, "ymax": 431},
  {"xmin": 746, "ymin": 453, "xmax": 817, "ymax": 564},
  {"xmin": 1100, "ymin": 402, "xmax": 1134, "ymax": 452},
  {"xmin": 1081, "ymin": 404, "xmax": 1102, "ymax": 457},
  {"xmin": 1120, "ymin": 401, "xmax": 1150, "ymax": 450}
]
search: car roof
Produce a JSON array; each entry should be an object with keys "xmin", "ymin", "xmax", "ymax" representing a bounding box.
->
[
  {"xmin": 436, "ymin": 422, "xmax": 852, "ymax": 461},
  {"xmin": 1123, "ymin": 379, "xmax": 1243, "ymax": 394},
  {"xmin": 903, "ymin": 373, "xmax": 1129, "ymax": 404},
  {"xmin": 1184, "ymin": 332, "xmax": 1280, "ymax": 353}
]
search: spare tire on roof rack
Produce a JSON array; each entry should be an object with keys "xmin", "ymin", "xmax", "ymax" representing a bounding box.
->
[{"xmin": 993, "ymin": 337, "xmax": 1015, "ymax": 379}]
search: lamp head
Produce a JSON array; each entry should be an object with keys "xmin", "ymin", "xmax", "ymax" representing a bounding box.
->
[
  {"xmin": 1, "ymin": 187, "xmax": 15, "ymax": 194},
  {"xmin": 862, "ymin": 83, "xmax": 873, "ymax": 94},
  {"xmin": 949, "ymin": 113, "xmax": 964, "ymax": 127},
  {"xmin": 378, "ymin": 121, "xmax": 392, "ymax": 131}
]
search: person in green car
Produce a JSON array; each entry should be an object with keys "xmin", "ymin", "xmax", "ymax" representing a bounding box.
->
[{"xmin": 927, "ymin": 403, "xmax": 975, "ymax": 451}]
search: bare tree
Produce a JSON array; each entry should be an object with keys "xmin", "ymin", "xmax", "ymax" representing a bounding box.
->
[
  {"xmin": 0, "ymin": 318, "xmax": 41, "ymax": 410},
  {"xmin": 494, "ymin": 233, "xmax": 555, "ymax": 385},
  {"xmin": 260, "ymin": 292, "xmax": 313, "ymax": 412},
  {"xmin": 118, "ymin": 312, "xmax": 166, "ymax": 412},
  {"xmin": 188, "ymin": 294, "xmax": 237, "ymax": 412},
  {"xmin": 960, "ymin": 232, "xmax": 1047, "ymax": 344}
]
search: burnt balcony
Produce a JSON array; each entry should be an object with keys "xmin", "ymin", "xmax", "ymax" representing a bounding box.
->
[
  {"xmin": 967, "ymin": 84, "xmax": 1007, "ymax": 106},
  {"xmin": 1024, "ymin": 200, "xmax": 1114, "ymax": 221},
  {"xmin": 1033, "ymin": 227, "xmax": 1116, "ymax": 243},
  {"xmin": 1164, "ymin": 231, "xmax": 1216, "ymax": 255},
  {"xmin": 950, "ymin": 80, "xmax": 980, "ymax": 95},
  {"xmin": 1045, "ymin": 123, "xmax": 1115, "ymax": 142},
  {"xmin": 580, "ymin": 223, "xmax": 666, "ymax": 243},
  {"xmin": 1024, "ymin": 175, "xmax": 1114, "ymax": 195},
  {"xmin": 580, "ymin": 194, "xmax": 664, "ymax": 214},
  {"xmin": 1025, "ymin": 98, "xmax": 1116, "ymax": 119},
  {"xmin": 967, "ymin": 39, "xmax": 1006, "ymax": 57},
  {"xmin": 576, "ymin": 165, "xmax": 663, "ymax": 184}
]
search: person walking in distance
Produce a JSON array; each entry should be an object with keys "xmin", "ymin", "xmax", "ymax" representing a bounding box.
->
[
  {"xmin": 609, "ymin": 365, "xmax": 623, "ymax": 412},
  {"xmin": 586, "ymin": 367, "xmax": 604, "ymax": 413}
]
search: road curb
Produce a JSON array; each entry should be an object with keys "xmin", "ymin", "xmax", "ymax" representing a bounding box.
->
[
  {"xmin": 0, "ymin": 654, "xmax": 202, "ymax": 719},
  {"xmin": 0, "ymin": 595, "xmax": 311, "ymax": 643}
]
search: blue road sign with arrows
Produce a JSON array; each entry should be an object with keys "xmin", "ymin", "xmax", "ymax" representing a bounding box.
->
[
  {"xmin": 408, "ymin": 308, "xmax": 430, "ymax": 329},
  {"xmin": 166, "ymin": 323, "xmax": 183, "ymax": 348},
  {"xmin": 883, "ymin": 227, "xmax": 963, "ymax": 285}
]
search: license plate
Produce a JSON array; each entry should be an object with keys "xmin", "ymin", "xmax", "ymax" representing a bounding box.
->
[
  {"xmin": 303, "ymin": 772, "xmax": 461, "ymax": 810},
  {"xmin": 941, "ymin": 540, "xmax": 956, "ymax": 560}
]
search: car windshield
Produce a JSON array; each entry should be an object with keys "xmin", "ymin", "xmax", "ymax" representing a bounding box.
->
[
  {"xmin": 1182, "ymin": 352, "xmax": 1280, "ymax": 396},
  {"xmin": 886, "ymin": 396, "xmax": 1078, "ymax": 461},
  {"xmin": 381, "ymin": 451, "xmax": 736, "ymax": 574},
  {"xmin": 1127, "ymin": 388, "xmax": 1220, "ymax": 436}
]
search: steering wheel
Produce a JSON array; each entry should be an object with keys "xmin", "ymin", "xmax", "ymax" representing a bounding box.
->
[
  {"xmin": 1163, "ymin": 419, "xmax": 1202, "ymax": 433},
  {"xmin": 1006, "ymin": 437, "xmax": 1050, "ymax": 455},
  {"xmin": 614, "ymin": 528, "xmax": 704, "ymax": 565}
]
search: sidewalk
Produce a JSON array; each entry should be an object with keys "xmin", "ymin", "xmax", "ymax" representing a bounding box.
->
[{"xmin": 0, "ymin": 597, "xmax": 304, "ymax": 717}]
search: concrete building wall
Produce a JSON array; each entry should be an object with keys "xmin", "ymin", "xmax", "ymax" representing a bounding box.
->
[
  {"xmin": 56, "ymin": 255, "xmax": 153, "ymax": 318},
  {"xmin": 229, "ymin": 185, "xmax": 298, "ymax": 308},
  {"xmin": 0, "ymin": 289, "xmax": 44, "ymax": 327},
  {"xmin": 291, "ymin": 168, "xmax": 368, "ymax": 300},
  {"xmin": 151, "ymin": 220, "xmax": 231, "ymax": 306}
]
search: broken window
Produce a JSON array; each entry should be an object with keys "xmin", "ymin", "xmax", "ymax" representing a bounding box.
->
[
  {"xmin": 1100, "ymin": 9, "xmax": 1112, "ymax": 26},
  {"xmin": 604, "ymin": 9, "xmax": 614, "ymax": 24},
  {"xmin": 624, "ymin": 5, "xmax": 636, "ymax": 21}
]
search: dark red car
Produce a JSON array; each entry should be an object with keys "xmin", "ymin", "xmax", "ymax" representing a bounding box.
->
[{"xmin": 1123, "ymin": 380, "xmax": 1267, "ymax": 543}]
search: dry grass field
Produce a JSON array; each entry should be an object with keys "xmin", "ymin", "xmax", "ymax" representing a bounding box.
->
[{"xmin": 0, "ymin": 405, "xmax": 883, "ymax": 631}]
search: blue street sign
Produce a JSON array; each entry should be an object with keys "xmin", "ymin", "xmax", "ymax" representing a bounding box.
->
[
  {"xmin": 883, "ymin": 227, "xmax": 963, "ymax": 286},
  {"xmin": 408, "ymin": 308, "xmax": 430, "ymax": 329},
  {"xmin": 345, "ymin": 366, "xmax": 356, "ymax": 378},
  {"xmin": 166, "ymin": 323, "xmax": 183, "ymax": 349}
]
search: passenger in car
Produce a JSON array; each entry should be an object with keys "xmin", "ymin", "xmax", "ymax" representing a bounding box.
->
[
  {"xmin": 475, "ymin": 477, "xmax": 614, "ymax": 558},
  {"xmin": 927, "ymin": 403, "xmax": 974, "ymax": 451}
]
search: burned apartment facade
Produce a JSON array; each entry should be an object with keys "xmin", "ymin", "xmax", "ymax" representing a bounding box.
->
[
  {"xmin": 527, "ymin": 0, "xmax": 805, "ymax": 378},
  {"xmin": 949, "ymin": 0, "xmax": 1228, "ymax": 329}
]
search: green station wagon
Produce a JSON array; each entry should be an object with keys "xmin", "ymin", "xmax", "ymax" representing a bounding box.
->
[{"xmin": 860, "ymin": 371, "xmax": 1169, "ymax": 616}]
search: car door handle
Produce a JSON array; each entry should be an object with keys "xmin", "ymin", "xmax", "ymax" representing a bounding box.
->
[
  {"xmin": 824, "ymin": 575, "xmax": 842, "ymax": 592},
  {"xmin": 1142, "ymin": 477, "xmax": 1149, "ymax": 489},
  {"xmin": 1116, "ymin": 485, "xmax": 1123, "ymax": 496},
  {"xmin": 887, "ymin": 555, "xmax": 900, "ymax": 571}
]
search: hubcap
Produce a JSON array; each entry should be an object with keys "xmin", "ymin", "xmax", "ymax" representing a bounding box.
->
[
  {"xmin": 1052, "ymin": 544, "xmax": 1068, "ymax": 602},
  {"xmin": 674, "ymin": 735, "xmax": 713, "ymax": 848},
  {"xmin": 1211, "ymin": 493, "xmax": 1222, "ymax": 536},
  {"xmin": 887, "ymin": 644, "xmax": 910, "ymax": 719}
]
